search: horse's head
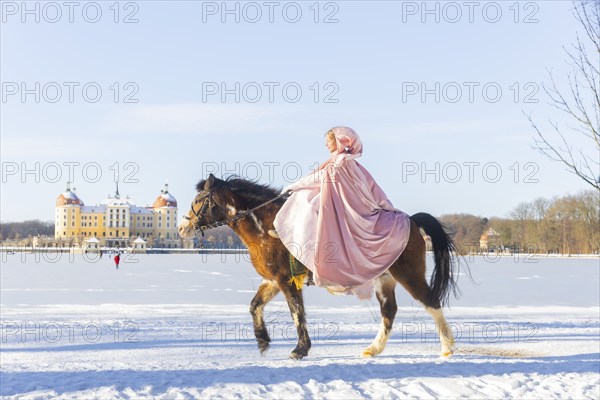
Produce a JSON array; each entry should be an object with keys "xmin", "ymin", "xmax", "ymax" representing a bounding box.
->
[
  {"xmin": 179, "ymin": 173, "xmax": 286, "ymax": 240},
  {"xmin": 178, "ymin": 173, "xmax": 233, "ymax": 239}
]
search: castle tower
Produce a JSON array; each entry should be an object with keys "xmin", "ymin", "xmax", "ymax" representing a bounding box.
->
[
  {"xmin": 55, "ymin": 182, "xmax": 84, "ymax": 239},
  {"xmin": 151, "ymin": 181, "xmax": 179, "ymax": 246}
]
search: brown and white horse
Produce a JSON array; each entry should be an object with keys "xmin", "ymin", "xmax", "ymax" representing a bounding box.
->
[{"xmin": 178, "ymin": 174, "xmax": 459, "ymax": 360}]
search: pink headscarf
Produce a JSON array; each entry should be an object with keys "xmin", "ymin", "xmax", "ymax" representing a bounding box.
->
[{"xmin": 331, "ymin": 126, "xmax": 363, "ymax": 158}]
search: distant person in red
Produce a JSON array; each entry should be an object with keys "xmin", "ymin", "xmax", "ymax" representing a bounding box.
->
[{"xmin": 114, "ymin": 253, "xmax": 120, "ymax": 269}]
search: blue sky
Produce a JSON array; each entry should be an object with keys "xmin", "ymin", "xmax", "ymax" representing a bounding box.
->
[{"xmin": 1, "ymin": 0, "xmax": 594, "ymax": 221}]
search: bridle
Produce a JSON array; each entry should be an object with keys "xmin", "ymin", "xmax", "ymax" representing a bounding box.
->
[{"xmin": 183, "ymin": 189, "xmax": 292, "ymax": 237}]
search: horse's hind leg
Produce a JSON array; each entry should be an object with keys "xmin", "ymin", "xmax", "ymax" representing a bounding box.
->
[
  {"xmin": 388, "ymin": 225, "xmax": 455, "ymax": 357},
  {"xmin": 362, "ymin": 272, "xmax": 398, "ymax": 357},
  {"xmin": 250, "ymin": 279, "xmax": 280, "ymax": 354},
  {"xmin": 424, "ymin": 305, "xmax": 454, "ymax": 357},
  {"xmin": 391, "ymin": 270, "xmax": 455, "ymax": 356}
]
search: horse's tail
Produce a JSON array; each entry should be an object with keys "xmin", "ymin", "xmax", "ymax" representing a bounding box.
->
[{"xmin": 410, "ymin": 212, "xmax": 460, "ymax": 308}]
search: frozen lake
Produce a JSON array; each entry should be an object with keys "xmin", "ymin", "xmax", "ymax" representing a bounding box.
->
[
  {"xmin": 1, "ymin": 252, "xmax": 598, "ymax": 307},
  {"xmin": 1, "ymin": 253, "xmax": 599, "ymax": 398}
]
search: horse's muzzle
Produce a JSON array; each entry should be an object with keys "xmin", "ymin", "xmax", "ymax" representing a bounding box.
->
[{"xmin": 178, "ymin": 219, "xmax": 195, "ymax": 239}]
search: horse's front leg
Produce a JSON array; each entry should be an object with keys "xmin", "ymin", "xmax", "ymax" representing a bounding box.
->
[
  {"xmin": 250, "ymin": 279, "xmax": 280, "ymax": 354},
  {"xmin": 279, "ymin": 280, "xmax": 311, "ymax": 360},
  {"xmin": 362, "ymin": 272, "xmax": 398, "ymax": 357}
]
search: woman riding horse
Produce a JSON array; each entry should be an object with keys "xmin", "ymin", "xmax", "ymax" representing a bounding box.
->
[{"xmin": 178, "ymin": 127, "xmax": 459, "ymax": 360}]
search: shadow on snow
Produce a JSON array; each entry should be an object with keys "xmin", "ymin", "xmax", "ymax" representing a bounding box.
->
[{"xmin": 1, "ymin": 353, "xmax": 599, "ymax": 396}]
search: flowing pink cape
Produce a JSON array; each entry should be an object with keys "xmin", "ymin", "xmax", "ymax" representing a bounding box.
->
[{"xmin": 273, "ymin": 127, "xmax": 411, "ymax": 299}]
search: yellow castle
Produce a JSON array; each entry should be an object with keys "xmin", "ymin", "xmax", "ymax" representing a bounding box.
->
[{"xmin": 55, "ymin": 181, "xmax": 180, "ymax": 248}]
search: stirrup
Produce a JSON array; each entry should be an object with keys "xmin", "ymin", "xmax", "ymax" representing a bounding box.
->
[
  {"xmin": 268, "ymin": 229, "xmax": 279, "ymax": 238},
  {"xmin": 306, "ymin": 270, "xmax": 315, "ymax": 286}
]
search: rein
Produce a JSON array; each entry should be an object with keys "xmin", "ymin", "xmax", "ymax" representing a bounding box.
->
[{"xmin": 183, "ymin": 189, "xmax": 292, "ymax": 237}]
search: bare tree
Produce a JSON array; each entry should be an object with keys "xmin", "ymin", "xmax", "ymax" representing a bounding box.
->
[{"xmin": 527, "ymin": 0, "xmax": 600, "ymax": 190}]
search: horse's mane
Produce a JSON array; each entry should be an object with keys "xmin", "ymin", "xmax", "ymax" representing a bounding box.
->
[{"xmin": 196, "ymin": 175, "xmax": 282, "ymax": 205}]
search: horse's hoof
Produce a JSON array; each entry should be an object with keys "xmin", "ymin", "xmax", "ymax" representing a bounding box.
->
[
  {"xmin": 257, "ymin": 340, "xmax": 270, "ymax": 355},
  {"xmin": 289, "ymin": 352, "xmax": 304, "ymax": 360},
  {"xmin": 361, "ymin": 348, "xmax": 375, "ymax": 358},
  {"xmin": 440, "ymin": 350, "xmax": 454, "ymax": 358}
]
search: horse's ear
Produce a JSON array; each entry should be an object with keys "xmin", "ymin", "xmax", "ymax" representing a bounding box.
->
[{"xmin": 204, "ymin": 173, "xmax": 215, "ymax": 190}]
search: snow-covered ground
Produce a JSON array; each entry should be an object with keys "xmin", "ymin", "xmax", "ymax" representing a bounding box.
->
[{"xmin": 1, "ymin": 253, "xmax": 599, "ymax": 399}]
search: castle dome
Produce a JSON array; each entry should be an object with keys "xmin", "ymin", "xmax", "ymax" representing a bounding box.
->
[
  {"xmin": 56, "ymin": 186, "xmax": 84, "ymax": 206},
  {"xmin": 152, "ymin": 183, "xmax": 177, "ymax": 208}
]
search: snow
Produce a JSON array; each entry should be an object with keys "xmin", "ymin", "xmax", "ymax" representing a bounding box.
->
[
  {"xmin": 103, "ymin": 198, "xmax": 136, "ymax": 206},
  {"xmin": 130, "ymin": 206, "xmax": 153, "ymax": 214},
  {"xmin": 80, "ymin": 205, "xmax": 106, "ymax": 213},
  {"xmin": 61, "ymin": 191, "xmax": 78, "ymax": 200},
  {"xmin": 160, "ymin": 192, "xmax": 177, "ymax": 203},
  {"xmin": 1, "ymin": 254, "xmax": 599, "ymax": 399}
]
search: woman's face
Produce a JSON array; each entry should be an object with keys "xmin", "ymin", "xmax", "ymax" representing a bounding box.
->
[{"xmin": 326, "ymin": 135, "xmax": 337, "ymax": 153}]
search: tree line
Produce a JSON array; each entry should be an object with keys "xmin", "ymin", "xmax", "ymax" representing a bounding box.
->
[
  {"xmin": 440, "ymin": 190, "xmax": 599, "ymax": 255},
  {"xmin": 2, "ymin": 190, "xmax": 598, "ymax": 254},
  {"xmin": 0, "ymin": 220, "xmax": 54, "ymax": 241},
  {"xmin": 0, "ymin": 219, "xmax": 245, "ymax": 249}
]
